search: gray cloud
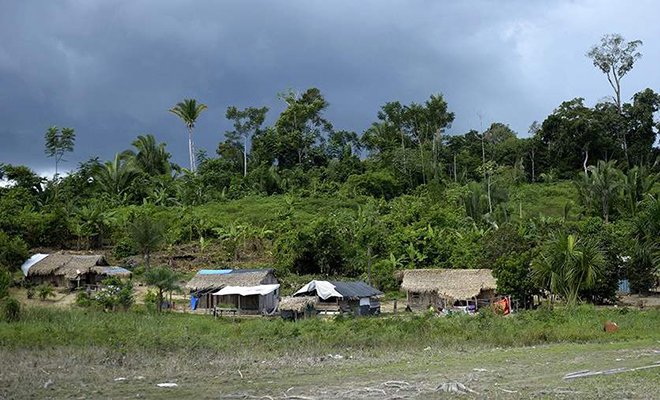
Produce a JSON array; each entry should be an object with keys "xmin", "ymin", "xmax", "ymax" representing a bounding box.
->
[{"xmin": 1, "ymin": 0, "xmax": 659, "ymax": 175}]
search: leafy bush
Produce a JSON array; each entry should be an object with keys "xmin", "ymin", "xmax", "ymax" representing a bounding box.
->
[
  {"xmin": 113, "ymin": 238, "xmax": 137, "ymax": 259},
  {"xmin": 0, "ymin": 269, "xmax": 11, "ymax": 300},
  {"xmin": 93, "ymin": 277, "xmax": 135, "ymax": 311},
  {"xmin": 2, "ymin": 298, "xmax": 20, "ymax": 322},
  {"xmin": 0, "ymin": 230, "xmax": 28, "ymax": 271},
  {"xmin": 343, "ymin": 171, "xmax": 402, "ymax": 200},
  {"xmin": 37, "ymin": 284, "xmax": 56, "ymax": 301},
  {"xmin": 75, "ymin": 289, "xmax": 92, "ymax": 308}
]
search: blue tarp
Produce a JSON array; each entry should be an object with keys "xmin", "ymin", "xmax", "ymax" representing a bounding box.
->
[
  {"xmin": 198, "ymin": 269, "xmax": 233, "ymax": 275},
  {"xmin": 190, "ymin": 295, "xmax": 199, "ymax": 310},
  {"xmin": 619, "ymin": 279, "xmax": 630, "ymax": 293}
]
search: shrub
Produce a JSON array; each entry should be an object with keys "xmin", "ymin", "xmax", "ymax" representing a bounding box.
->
[
  {"xmin": 93, "ymin": 277, "xmax": 135, "ymax": 311},
  {"xmin": 113, "ymin": 238, "xmax": 137, "ymax": 259},
  {"xmin": 2, "ymin": 298, "xmax": 20, "ymax": 322},
  {"xmin": 75, "ymin": 289, "xmax": 92, "ymax": 308},
  {"xmin": 0, "ymin": 230, "xmax": 28, "ymax": 272},
  {"xmin": 37, "ymin": 284, "xmax": 56, "ymax": 301},
  {"xmin": 0, "ymin": 269, "xmax": 11, "ymax": 300}
]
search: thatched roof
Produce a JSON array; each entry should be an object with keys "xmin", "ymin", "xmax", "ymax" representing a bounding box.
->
[
  {"xmin": 279, "ymin": 296, "xmax": 316, "ymax": 312},
  {"xmin": 185, "ymin": 269, "xmax": 274, "ymax": 291},
  {"xmin": 26, "ymin": 253, "xmax": 107, "ymax": 280},
  {"xmin": 401, "ymin": 269, "xmax": 497, "ymax": 300},
  {"xmin": 90, "ymin": 266, "xmax": 132, "ymax": 277}
]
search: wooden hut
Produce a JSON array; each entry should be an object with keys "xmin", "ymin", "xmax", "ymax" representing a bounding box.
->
[
  {"xmin": 185, "ymin": 269, "xmax": 279, "ymax": 314},
  {"xmin": 24, "ymin": 252, "xmax": 113, "ymax": 289},
  {"xmin": 279, "ymin": 296, "xmax": 316, "ymax": 320},
  {"xmin": 401, "ymin": 269, "xmax": 497, "ymax": 312},
  {"xmin": 293, "ymin": 280, "xmax": 383, "ymax": 315}
]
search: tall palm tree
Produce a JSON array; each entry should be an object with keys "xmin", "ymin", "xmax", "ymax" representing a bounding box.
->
[
  {"xmin": 169, "ymin": 99, "xmax": 208, "ymax": 173},
  {"xmin": 533, "ymin": 233, "xmax": 604, "ymax": 305},
  {"xmin": 588, "ymin": 160, "xmax": 622, "ymax": 223}
]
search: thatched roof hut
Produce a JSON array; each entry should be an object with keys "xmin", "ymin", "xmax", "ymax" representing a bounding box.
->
[
  {"xmin": 279, "ymin": 296, "xmax": 316, "ymax": 312},
  {"xmin": 401, "ymin": 269, "xmax": 497, "ymax": 301},
  {"xmin": 185, "ymin": 269, "xmax": 276, "ymax": 291},
  {"xmin": 26, "ymin": 252, "xmax": 108, "ymax": 280}
]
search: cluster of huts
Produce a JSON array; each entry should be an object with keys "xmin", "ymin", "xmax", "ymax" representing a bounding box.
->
[
  {"xmin": 20, "ymin": 252, "xmax": 510, "ymax": 317},
  {"xmin": 20, "ymin": 252, "xmax": 131, "ymax": 289},
  {"xmin": 184, "ymin": 267, "xmax": 508, "ymax": 318}
]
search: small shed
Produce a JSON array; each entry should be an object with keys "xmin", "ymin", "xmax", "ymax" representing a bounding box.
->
[
  {"xmin": 293, "ymin": 280, "xmax": 383, "ymax": 315},
  {"xmin": 185, "ymin": 269, "xmax": 279, "ymax": 314},
  {"xmin": 279, "ymin": 296, "xmax": 317, "ymax": 320},
  {"xmin": 23, "ymin": 252, "xmax": 113, "ymax": 289},
  {"xmin": 401, "ymin": 269, "xmax": 497, "ymax": 311}
]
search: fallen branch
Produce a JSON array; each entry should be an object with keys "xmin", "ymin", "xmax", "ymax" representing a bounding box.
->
[{"xmin": 563, "ymin": 362, "xmax": 660, "ymax": 380}]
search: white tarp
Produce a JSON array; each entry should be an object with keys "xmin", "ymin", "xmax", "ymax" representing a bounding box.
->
[
  {"xmin": 20, "ymin": 253, "xmax": 49, "ymax": 277},
  {"xmin": 294, "ymin": 280, "xmax": 342, "ymax": 300},
  {"xmin": 212, "ymin": 284, "xmax": 280, "ymax": 296}
]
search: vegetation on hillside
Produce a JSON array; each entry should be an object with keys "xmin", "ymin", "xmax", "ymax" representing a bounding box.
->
[{"xmin": 0, "ymin": 33, "xmax": 659, "ymax": 306}]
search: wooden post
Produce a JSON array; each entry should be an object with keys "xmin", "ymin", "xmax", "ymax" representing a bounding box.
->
[
  {"xmin": 238, "ymin": 295, "xmax": 241, "ymax": 316},
  {"xmin": 393, "ymin": 299, "xmax": 397, "ymax": 314}
]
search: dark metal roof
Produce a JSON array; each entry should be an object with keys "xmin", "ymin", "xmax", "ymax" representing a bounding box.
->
[{"xmin": 327, "ymin": 281, "xmax": 383, "ymax": 299}]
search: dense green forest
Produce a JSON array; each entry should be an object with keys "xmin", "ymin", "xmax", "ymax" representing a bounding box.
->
[{"xmin": 1, "ymin": 34, "xmax": 659, "ymax": 306}]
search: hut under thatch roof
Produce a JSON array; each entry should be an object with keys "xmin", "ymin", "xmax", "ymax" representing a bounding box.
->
[
  {"xmin": 279, "ymin": 296, "xmax": 316, "ymax": 320},
  {"xmin": 186, "ymin": 269, "xmax": 278, "ymax": 312},
  {"xmin": 401, "ymin": 269, "xmax": 497, "ymax": 311},
  {"xmin": 24, "ymin": 252, "xmax": 110, "ymax": 288}
]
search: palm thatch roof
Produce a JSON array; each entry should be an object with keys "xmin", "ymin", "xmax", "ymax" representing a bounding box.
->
[
  {"xmin": 90, "ymin": 266, "xmax": 132, "ymax": 277},
  {"xmin": 185, "ymin": 269, "xmax": 274, "ymax": 291},
  {"xmin": 279, "ymin": 296, "xmax": 316, "ymax": 312},
  {"xmin": 401, "ymin": 269, "xmax": 497, "ymax": 300},
  {"xmin": 26, "ymin": 253, "xmax": 107, "ymax": 280}
]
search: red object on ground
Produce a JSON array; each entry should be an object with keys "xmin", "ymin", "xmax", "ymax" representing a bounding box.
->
[
  {"xmin": 494, "ymin": 297, "xmax": 510, "ymax": 315},
  {"xmin": 604, "ymin": 321, "xmax": 619, "ymax": 332}
]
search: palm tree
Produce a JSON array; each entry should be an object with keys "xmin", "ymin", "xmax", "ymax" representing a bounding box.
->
[
  {"xmin": 92, "ymin": 154, "xmax": 138, "ymax": 200},
  {"xmin": 588, "ymin": 160, "xmax": 622, "ymax": 223},
  {"xmin": 533, "ymin": 233, "xmax": 604, "ymax": 305},
  {"xmin": 169, "ymin": 99, "xmax": 208, "ymax": 173},
  {"xmin": 144, "ymin": 267, "xmax": 182, "ymax": 312},
  {"xmin": 122, "ymin": 134, "xmax": 172, "ymax": 176},
  {"xmin": 128, "ymin": 215, "xmax": 165, "ymax": 271},
  {"xmin": 621, "ymin": 166, "xmax": 658, "ymax": 217}
]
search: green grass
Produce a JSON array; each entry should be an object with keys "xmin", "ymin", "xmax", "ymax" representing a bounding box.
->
[
  {"xmin": 192, "ymin": 194, "xmax": 362, "ymax": 228},
  {"xmin": 2, "ymin": 305, "xmax": 659, "ymax": 355},
  {"xmin": 3, "ymin": 305, "xmax": 660, "ymax": 399},
  {"xmin": 511, "ymin": 180, "xmax": 582, "ymax": 218}
]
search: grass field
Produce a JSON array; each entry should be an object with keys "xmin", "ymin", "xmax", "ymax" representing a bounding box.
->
[{"xmin": 2, "ymin": 306, "xmax": 660, "ymax": 398}]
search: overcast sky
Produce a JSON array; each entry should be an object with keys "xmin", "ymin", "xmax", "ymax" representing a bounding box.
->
[{"xmin": 1, "ymin": 0, "xmax": 659, "ymax": 176}]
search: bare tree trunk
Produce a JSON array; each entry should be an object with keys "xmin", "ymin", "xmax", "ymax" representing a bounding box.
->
[
  {"xmin": 583, "ymin": 149, "xmax": 589, "ymax": 176},
  {"xmin": 244, "ymin": 133, "xmax": 248, "ymax": 177},
  {"xmin": 145, "ymin": 253, "xmax": 150, "ymax": 271},
  {"xmin": 367, "ymin": 245, "xmax": 372, "ymax": 286},
  {"xmin": 530, "ymin": 148, "xmax": 535, "ymax": 183},
  {"xmin": 188, "ymin": 127, "xmax": 195, "ymax": 173},
  {"xmin": 487, "ymin": 173, "xmax": 493, "ymax": 215}
]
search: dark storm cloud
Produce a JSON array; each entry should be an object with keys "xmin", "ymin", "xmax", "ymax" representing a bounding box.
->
[{"xmin": 1, "ymin": 0, "xmax": 659, "ymax": 175}]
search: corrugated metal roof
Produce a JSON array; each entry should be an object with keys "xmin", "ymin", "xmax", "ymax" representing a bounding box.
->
[{"xmin": 329, "ymin": 281, "xmax": 383, "ymax": 298}]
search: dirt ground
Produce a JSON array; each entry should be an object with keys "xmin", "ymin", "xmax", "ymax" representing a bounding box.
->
[{"xmin": 1, "ymin": 340, "xmax": 660, "ymax": 399}]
